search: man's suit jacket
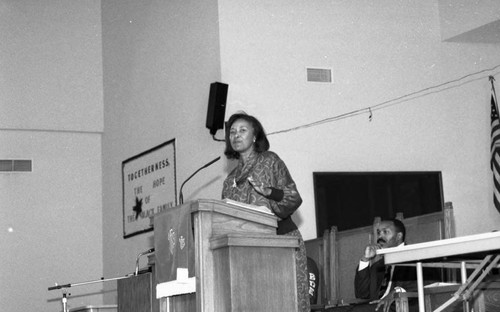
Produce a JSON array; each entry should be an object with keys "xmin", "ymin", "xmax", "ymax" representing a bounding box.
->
[{"xmin": 354, "ymin": 258, "xmax": 417, "ymax": 300}]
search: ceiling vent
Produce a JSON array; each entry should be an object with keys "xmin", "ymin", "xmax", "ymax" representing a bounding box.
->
[
  {"xmin": 0, "ymin": 159, "xmax": 32, "ymax": 172},
  {"xmin": 306, "ymin": 67, "xmax": 332, "ymax": 83}
]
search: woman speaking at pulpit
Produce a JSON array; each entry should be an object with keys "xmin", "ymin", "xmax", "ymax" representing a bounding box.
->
[{"xmin": 221, "ymin": 112, "xmax": 310, "ymax": 312}]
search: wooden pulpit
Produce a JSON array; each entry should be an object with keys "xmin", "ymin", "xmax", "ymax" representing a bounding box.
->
[
  {"xmin": 153, "ymin": 199, "xmax": 299, "ymax": 312},
  {"xmin": 117, "ymin": 263, "xmax": 159, "ymax": 312}
]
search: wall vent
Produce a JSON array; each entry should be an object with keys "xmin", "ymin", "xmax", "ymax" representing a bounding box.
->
[
  {"xmin": 0, "ymin": 159, "xmax": 32, "ymax": 172},
  {"xmin": 306, "ymin": 67, "xmax": 332, "ymax": 83}
]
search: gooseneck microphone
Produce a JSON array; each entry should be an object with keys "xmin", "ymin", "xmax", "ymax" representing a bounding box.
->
[
  {"xmin": 135, "ymin": 248, "xmax": 155, "ymax": 276},
  {"xmin": 179, "ymin": 156, "xmax": 221, "ymax": 204}
]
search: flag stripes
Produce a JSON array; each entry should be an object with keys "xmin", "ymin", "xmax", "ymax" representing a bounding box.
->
[{"xmin": 491, "ymin": 91, "xmax": 500, "ymax": 212}]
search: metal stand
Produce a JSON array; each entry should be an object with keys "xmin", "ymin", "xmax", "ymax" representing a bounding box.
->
[
  {"xmin": 434, "ymin": 254, "xmax": 500, "ymax": 312},
  {"xmin": 62, "ymin": 290, "xmax": 68, "ymax": 312},
  {"xmin": 48, "ymin": 248, "xmax": 155, "ymax": 312},
  {"xmin": 49, "ymin": 274, "xmax": 133, "ymax": 312}
]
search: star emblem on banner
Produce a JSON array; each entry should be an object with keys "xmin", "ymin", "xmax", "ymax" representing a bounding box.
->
[{"xmin": 132, "ymin": 196, "xmax": 143, "ymax": 220}]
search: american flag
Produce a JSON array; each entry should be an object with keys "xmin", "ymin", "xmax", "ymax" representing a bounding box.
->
[{"xmin": 490, "ymin": 84, "xmax": 500, "ymax": 213}]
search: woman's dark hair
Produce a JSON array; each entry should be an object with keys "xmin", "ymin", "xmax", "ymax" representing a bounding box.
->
[{"xmin": 224, "ymin": 113, "xmax": 270, "ymax": 159}]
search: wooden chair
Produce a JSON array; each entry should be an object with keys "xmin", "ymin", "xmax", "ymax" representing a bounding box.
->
[
  {"xmin": 304, "ymin": 226, "xmax": 337, "ymax": 311},
  {"xmin": 305, "ymin": 202, "xmax": 455, "ymax": 311}
]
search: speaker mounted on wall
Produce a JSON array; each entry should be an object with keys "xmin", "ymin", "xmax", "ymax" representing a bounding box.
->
[{"xmin": 206, "ymin": 82, "xmax": 228, "ymax": 135}]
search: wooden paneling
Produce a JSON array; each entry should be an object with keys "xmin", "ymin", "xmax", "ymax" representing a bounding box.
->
[
  {"xmin": 210, "ymin": 234, "xmax": 299, "ymax": 312},
  {"xmin": 118, "ymin": 273, "xmax": 153, "ymax": 312},
  {"xmin": 306, "ymin": 202, "xmax": 455, "ymax": 310}
]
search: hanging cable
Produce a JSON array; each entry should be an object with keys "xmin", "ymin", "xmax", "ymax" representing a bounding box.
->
[{"xmin": 268, "ymin": 64, "xmax": 500, "ymax": 136}]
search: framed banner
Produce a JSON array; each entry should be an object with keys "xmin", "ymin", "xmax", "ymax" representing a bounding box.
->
[{"xmin": 122, "ymin": 139, "xmax": 177, "ymax": 238}]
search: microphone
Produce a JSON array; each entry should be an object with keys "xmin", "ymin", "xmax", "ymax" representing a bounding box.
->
[
  {"xmin": 179, "ymin": 156, "xmax": 221, "ymax": 204},
  {"xmin": 135, "ymin": 248, "xmax": 155, "ymax": 276}
]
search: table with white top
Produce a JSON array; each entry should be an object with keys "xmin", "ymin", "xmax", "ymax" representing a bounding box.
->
[{"xmin": 377, "ymin": 231, "xmax": 500, "ymax": 312}]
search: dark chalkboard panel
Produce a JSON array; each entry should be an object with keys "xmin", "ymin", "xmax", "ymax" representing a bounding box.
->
[{"xmin": 313, "ymin": 171, "xmax": 444, "ymax": 236}]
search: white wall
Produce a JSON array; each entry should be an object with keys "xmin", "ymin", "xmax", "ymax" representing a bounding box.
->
[
  {"xmin": 438, "ymin": 0, "xmax": 500, "ymax": 41},
  {"xmin": 0, "ymin": 1, "xmax": 104, "ymax": 311},
  {"xmin": 100, "ymin": 3, "xmax": 500, "ymax": 306},
  {"xmin": 0, "ymin": 132, "xmax": 104, "ymax": 311},
  {"xmin": 0, "ymin": 0, "xmax": 103, "ymax": 131},
  {"xmin": 101, "ymin": 0, "xmax": 223, "ymax": 303},
  {"xmin": 217, "ymin": 0, "xmax": 500, "ymax": 238},
  {"xmin": 3, "ymin": 0, "xmax": 499, "ymax": 310}
]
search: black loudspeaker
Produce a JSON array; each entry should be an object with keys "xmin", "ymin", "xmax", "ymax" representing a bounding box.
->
[{"xmin": 206, "ymin": 82, "xmax": 228, "ymax": 135}]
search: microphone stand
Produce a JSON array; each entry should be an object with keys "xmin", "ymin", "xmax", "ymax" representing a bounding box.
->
[
  {"xmin": 179, "ymin": 156, "xmax": 221, "ymax": 204},
  {"xmin": 49, "ymin": 274, "xmax": 134, "ymax": 312},
  {"xmin": 48, "ymin": 248, "xmax": 155, "ymax": 312}
]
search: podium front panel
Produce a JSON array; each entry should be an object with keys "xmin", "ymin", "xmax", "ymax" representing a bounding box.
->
[{"xmin": 154, "ymin": 199, "xmax": 280, "ymax": 312}]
